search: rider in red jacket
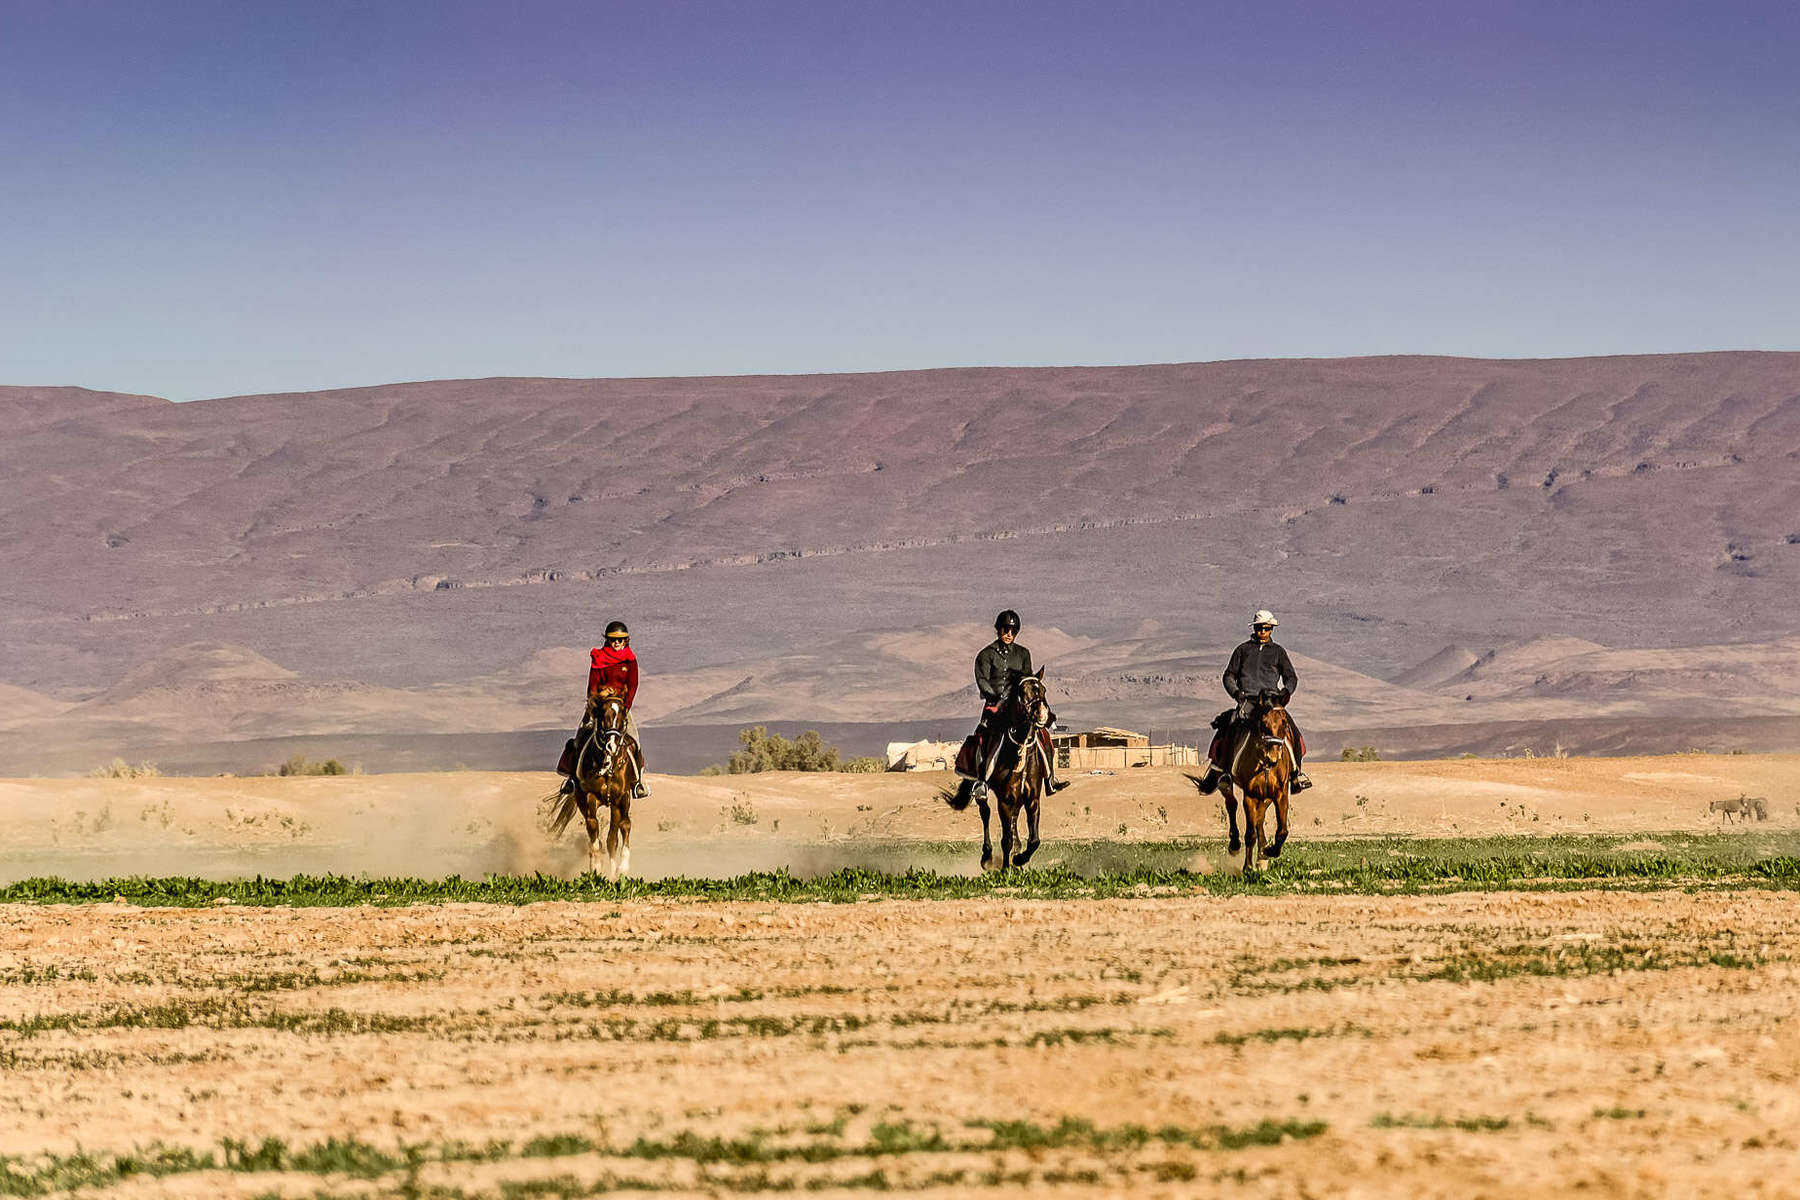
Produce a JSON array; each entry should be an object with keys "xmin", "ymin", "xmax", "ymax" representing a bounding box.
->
[
  {"xmin": 558, "ymin": 620, "xmax": 649, "ymax": 798},
  {"xmin": 587, "ymin": 632, "xmax": 639, "ymax": 710}
]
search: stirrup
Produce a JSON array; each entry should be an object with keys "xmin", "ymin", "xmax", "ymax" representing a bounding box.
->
[
  {"xmin": 1291, "ymin": 772, "xmax": 1313, "ymax": 792},
  {"xmin": 1048, "ymin": 778, "xmax": 1070, "ymax": 794},
  {"xmin": 632, "ymin": 781, "xmax": 649, "ymax": 799},
  {"xmin": 971, "ymin": 780, "xmax": 990, "ymax": 800},
  {"xmin": 557, "ymin": 775, "xmax": 575, "ymax": 796},
  {"xmin": 1196, "ymin": 765, "xmax": 1220, "ymax": 795}
]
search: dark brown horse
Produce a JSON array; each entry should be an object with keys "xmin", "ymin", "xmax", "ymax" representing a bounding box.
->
[
  {"xmin": 1217, "ymin": 690, "xmax": 1297, "ymax": 873},
  {"xmin": 945, "ymin": 668, "xmax": 1052, "ymax": 870},
  {"xmin": 545, "ymin": 686, "xmax": 638, "ymax": 878}
]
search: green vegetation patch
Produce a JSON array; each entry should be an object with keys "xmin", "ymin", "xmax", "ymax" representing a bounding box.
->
[
  {"xmin": 0, "ymin": 1117, "xmax": 1324, "ymax": 1197},
  {"xmin": 0, "ymin": 999, "xmax": 433, "ymax": 1040},
  {"xmin": 5, "ymin": 832, "xmax": 1800, "ymax": 906},
  {"xmin": 1371, "ymin": 1113, "xmax": 1516, "ymax": 1133}
]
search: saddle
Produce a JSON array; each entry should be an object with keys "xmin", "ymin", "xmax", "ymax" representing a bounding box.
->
[
  {"xmin": 558, "ymin": 722, "xmax": 637, "ymax": 781},
  {"xmin": 955, "ymin": 724, "xmax": 1054, "ymax": 781}
]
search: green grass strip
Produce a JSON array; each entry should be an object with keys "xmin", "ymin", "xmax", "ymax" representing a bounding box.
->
[{"xmin": 5, "ymin": 833, "xmax": 1800, "ymax": 906}]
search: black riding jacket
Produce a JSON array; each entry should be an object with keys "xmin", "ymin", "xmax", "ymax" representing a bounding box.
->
[
  {"xmin": 1223, "ymin": 639, "xmax": 1297, "ymax": 701},
  {"xmin": 975, "ymin": 639, "xmax": 1033, "ymax": 704}
]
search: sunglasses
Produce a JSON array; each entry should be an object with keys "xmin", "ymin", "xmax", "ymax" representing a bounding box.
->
[{"xmin": 605, "ymin": 636, "xmax": 629, "ymax": 644}]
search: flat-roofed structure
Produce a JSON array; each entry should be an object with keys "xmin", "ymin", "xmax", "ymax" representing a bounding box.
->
[{"xmin": 1050, "ymin": 727, "xmax": 1200, "ymax": 769}]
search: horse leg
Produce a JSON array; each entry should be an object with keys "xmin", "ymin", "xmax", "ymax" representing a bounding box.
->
[
  {"xmin": 1242, "ymin": 794, "xmax": 1262, "ymax": 874},
  {"xmin": 1267, "ymin": 784, "xmax": 1290, "ymax": 859},
  {"xmin": 1014, "ymin": 791, "xmax": 1042, "ymax": 867},
  {"xmin": 977, "ymin": 790, "xmax": 995, "ymax": 871},
  {"xmin": 614, "ymin": 788, "xmax": 633, "ymax": 878},
  {"xmin": 1222, "ymin": 782, "xmax": 1242, "ymax": 856},
  {"xmin": 998, "ymin": 794, "xmax": 1018, "ymax": 870},
  {"xmin": 580, "ymin": 794, "xmax": 602, "ymax": 878}
]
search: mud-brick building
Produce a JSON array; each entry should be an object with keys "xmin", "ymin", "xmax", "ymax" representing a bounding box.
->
[
  {"xmin": 1051, "ymin": 727, "xmax": 1200, "ymax": 770},
  {"xmin": 886, "ymin": 728, "xmax": 1199, "ymax": 772}
]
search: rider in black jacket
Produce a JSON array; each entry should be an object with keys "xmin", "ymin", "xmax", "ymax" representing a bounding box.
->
[{"xmin": 969, "ymin": 610, "xmax": 1069, "ymax": 797}]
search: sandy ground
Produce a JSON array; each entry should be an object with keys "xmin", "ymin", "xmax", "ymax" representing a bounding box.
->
[
  {"xmin": 1, "ymin": 890, "xmax": 1798, "ymax": 1197},
  {"xmin": 0, "ymin": 755, "xmax": 1794, "ymax": 883},
  {"xmin": 1, "ymin": 757, "xmax": 1798, "ymax": 1196}
]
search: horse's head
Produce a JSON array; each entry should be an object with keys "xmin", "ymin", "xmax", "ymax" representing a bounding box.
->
[
  {"xmin": 1011, "ymin": 668, "xmax": 1051, "ymax": 731},
  {"xmin": 1249, "ymin": 690, "xmax": 1293, "ymax": 772},
  {"xmin": 586, "ymin": 686, "xmax": 628, "ymax": 733}
]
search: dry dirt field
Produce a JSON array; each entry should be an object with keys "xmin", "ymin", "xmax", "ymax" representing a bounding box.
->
[
  {"xmin": 2, "ymin": 756, "xmax": 1799, "ymax": 1198},
  {"xmin": 2, "ymin": 892, "xmax": 1798, "ymax": 1198}
]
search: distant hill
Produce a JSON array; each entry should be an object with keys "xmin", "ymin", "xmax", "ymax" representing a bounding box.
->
[
  {"xmin": 1392, "ymin": 645, "xmax": 1481, "ymax": 689},
  {"xmin": 0, "ymin": 683, "xmax": 67, "ymax": 726},
  {"xmin": 2, "ymin": 353, "xmax": 1798, "ymax": 768}
]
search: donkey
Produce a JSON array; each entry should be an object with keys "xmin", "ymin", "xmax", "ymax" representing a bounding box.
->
[
  {"xmin": 545, "ymin": 686, "xmax": 639, "ymax": 878},
  {"xmin": 945, "ymin": 668, "xmax": 1053, "ymax": 870},
  {"xmin": 1217, "ymin": 690, "xmax": 1297, "ymax": 873}
]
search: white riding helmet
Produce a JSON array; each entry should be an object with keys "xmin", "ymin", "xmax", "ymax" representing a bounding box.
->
[{"xmin": 1251, "ymin": 609, "xmax": 1279, "ymax": 627}]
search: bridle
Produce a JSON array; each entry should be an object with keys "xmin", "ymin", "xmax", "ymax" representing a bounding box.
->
[
  {"xmin": 1003, "ymin": 676, "xmax": 1052, "ymax": 752},
  {"xmin": 580, "ymin": 693, "xmax": 629, "ymax": 778},
  {"xmin": 1231, "ymin": 692, "xmax": 1295, "ymax": 777}
]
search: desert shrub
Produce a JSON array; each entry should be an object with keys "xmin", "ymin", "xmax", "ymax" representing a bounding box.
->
[
  {"xmin": 275, "ymin": 755, "xmax": 349, "ymax": 777},
  {"xmin": 1340, "ymin": 746, "xmax": 1381, "ymax": 762},
  {"xmin": 716, "ymin": 727, "xmax": 843, "ymax": 774},
  {"xmin": 843, "ymin": 756, "xmax": 888, "ymax": 774},
  {"xmin": 88, "ymin": 759, "xmax": 160, "ymax": 779}
]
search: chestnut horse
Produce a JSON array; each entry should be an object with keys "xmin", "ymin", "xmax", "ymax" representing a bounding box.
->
[
  {"xmin": 945, "ymin": 668, "xmax": 1053, "ymax": 870},
  {"xmin": 545, "ymin": 686, "xmax": 638, "ymax": 878},
  {"xmin": 1217, "ymin": 690, "xmax": 1297, "ymax": 873}
]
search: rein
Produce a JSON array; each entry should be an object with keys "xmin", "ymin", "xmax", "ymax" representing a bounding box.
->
[
  {"xmin": 579, "ymin": 695, "xmax": 632, "ymax": 781},
  {"xmin": 998, "ymin": 681, "xmax": 1052, "ymax": 779}
]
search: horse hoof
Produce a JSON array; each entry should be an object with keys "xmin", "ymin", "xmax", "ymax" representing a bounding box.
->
[
  {"xmin": 1228, "ymin": 839, "xmax": 1242, "ymax": 855},
  {"xmin": 1265, "ymin": 843, "xmax": 1283, "ymax": 859}
]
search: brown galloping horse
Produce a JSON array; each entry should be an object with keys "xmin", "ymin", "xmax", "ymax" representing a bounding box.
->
[
  {"xmin": 1218, "ymin": 690, "xmax": 1297, "ymax": 873},
  {"xmin": 545, "ymin": 686, "xmax": 638, "ymax": 878},
  {"xmin": 945, "ymin": 668, "xmax": 1052, "ymax": 870}
]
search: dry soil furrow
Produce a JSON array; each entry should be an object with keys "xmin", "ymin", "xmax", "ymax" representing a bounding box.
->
[{"xmin": 0, "ymin": 892, "xmax": 1797, "ymax": 1196}]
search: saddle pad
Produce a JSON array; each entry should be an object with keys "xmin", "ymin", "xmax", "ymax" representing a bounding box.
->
[{"xmin": 954, "ymin": 735, "xmax": 980, "ymax": 780}]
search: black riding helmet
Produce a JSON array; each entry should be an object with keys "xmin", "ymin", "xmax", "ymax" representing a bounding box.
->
[
  {"xmin": 994, "ymin": 610, "xmax": 1021, "ymax": 634},
  {"xmin": 604, "ymin": 620, "xmax": 629, "ymax": 640}
]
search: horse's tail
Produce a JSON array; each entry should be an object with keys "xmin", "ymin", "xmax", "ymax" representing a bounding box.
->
[
  {"xmin": 541, "ymin": 787, "xmax": 581, "ymax": 837},
  {"xmin": 942, "ymin": 780, "xmax": 973, "ymax": 812}
]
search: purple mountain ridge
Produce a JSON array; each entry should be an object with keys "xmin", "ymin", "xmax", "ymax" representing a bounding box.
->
[{"xmin": 3, "ymin": 353, "xmax": 1797, "ymax": 771}]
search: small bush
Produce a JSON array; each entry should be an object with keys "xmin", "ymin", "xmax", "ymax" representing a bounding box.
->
[
  {"xmin": 275, "ymin": 755, "xmax": 349, "ymax": 777},
  {"xmin": 709, "ymin": 727, "xmax": 849, "ymax": 774},
  {"xmin": 88, "ymin": 759, "xmax": 160, "ymax": 779},
  {"xmin": 1340, "ymin": 746, "xmax": 1381, "ymax": 762},
  {"xmin": 843, "ymin": 757, "xmax": 888, "ymax": 774}
]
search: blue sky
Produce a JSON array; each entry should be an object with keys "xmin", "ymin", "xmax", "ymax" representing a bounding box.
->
[{"xmin": 3, "ymin": 0, "xmax": 1796, "ymax": 400}]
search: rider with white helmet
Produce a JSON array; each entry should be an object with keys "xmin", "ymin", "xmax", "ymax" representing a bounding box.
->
[{"xmin": 1196, "ymin": 609, "xmax": 1312, "ymax": 793}]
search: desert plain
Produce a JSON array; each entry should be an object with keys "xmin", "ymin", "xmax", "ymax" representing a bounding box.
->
[{"xmin": 1, "ymin": 756, "xmax": 1798, "ymax": 1198}]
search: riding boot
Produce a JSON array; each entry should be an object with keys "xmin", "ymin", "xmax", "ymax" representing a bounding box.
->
[
  {"xmin": 1195, "ymin": 763, "xmax": 1221, "ymax": 795},
  {"xmin": 970, "ymin": 748, "xmax": 989, "ymax": 800},
  {"xmin": 633, "ymin": 749, "xmax": 650, "ymax": 798},
  {"xmin": 1047, "ymin": 773, "xmax": 1070, "ymax": 794},
  {"xmin": 558, "ymin": 774, "xmax": 576, "ymax": 797},
  {"xmin": 1291, "ymin": 759, "xmax": 1313, "ymax": 792}
]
